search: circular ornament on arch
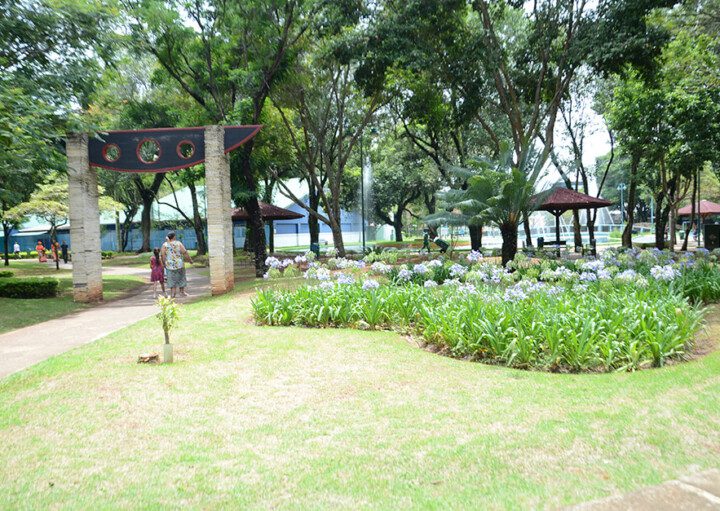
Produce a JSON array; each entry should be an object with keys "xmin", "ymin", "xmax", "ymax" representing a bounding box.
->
[
  {"xmin": 102, "ymin": 143, "xmax": 121, "ymax": 163},
  {"xmin": 177, "ymin": 140, "xmax": 196, "ymax": 160},
  {"xmin": 137, "ymin": 138, "xmax": 162, "ymax": 164}
]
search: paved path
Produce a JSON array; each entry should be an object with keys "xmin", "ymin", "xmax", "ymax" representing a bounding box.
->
[
  {"xmin": 569, "ymin": 469, "xmax": 720, "ymax": 510},
  {"xmin": 0, "ymin": 267, "xmax": 209, "ymax": 380}
]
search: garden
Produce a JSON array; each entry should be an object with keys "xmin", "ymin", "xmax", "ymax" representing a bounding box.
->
[{"xmin": 254, "ymin": 247, "xmax": 720, "ymax": 373}]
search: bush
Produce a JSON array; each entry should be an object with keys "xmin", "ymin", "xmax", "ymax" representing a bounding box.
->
[
  {"xmin": 0, "ymin": 277, "xmax": 59, "ymax": 298},
  {"xmin": 101, "ymin": 251, "xmax": 115, "ymax": 259},
  {"xmin": 0, "ymin": 271, "xmax": 12, "ymax": 278}
]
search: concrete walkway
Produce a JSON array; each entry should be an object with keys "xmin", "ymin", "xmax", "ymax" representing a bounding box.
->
[
  {"xmin": 569, "ymin": 469, "xmax": 720, "ymax": 510},
  {"xmin": 0, "ymin": 267, "xmax": 209, "ymax": 379}
]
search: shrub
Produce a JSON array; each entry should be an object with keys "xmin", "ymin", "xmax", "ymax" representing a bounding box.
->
[
  {"xmin": 0, "ymin": 277, "xmax": 59, "ymax": 298},
  {"xmin": 0, "ymin": 270, "xmax": 12, "ymax": 278}
]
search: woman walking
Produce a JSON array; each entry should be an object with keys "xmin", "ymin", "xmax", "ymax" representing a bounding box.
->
[
  {"xmin": 160, "ymin": 232, "xmax": 193, "ymax": 298},
  {"xmin": 150, "ymin": 248, "xmax": 166, "ymax": 298}
]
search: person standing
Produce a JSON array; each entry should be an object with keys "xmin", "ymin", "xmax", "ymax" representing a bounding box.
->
[
  {"xmin": 60, "ymin": 241, "xmax": 69, "ymax": 264},
  {"xmin": 150, "ymin": 247, "xmax": 166, "ymax": 298},
  {"xmin": 160, "ymin": 232, "xmax": 193, "ymax": 298},
  {"xmin": 35, "ymin": 240, "xmax": 47, "ymax": 263},
  {"xmin": 13, "ymin": 242, "xmax": 20, "ymax": 257}
]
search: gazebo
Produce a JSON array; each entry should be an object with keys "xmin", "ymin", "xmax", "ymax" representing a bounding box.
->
[
  {"xmin": 677, "ymin": 200, "xmax": 720, "ymax": 219},
  {"xmin": 530, "ymin": 187, "xmax": 613, "ymax": 252},
  {"xmin": 231, "ymin": 201, "xmax": 303, "ymax": 253}
]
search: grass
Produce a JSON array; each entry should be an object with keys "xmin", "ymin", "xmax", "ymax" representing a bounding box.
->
[
  {"xmin": 0, "ymin": 261, "xmax": 145, "ymax": 334},
  {"xmin": 0, "ymin": 286, "xmax": 718, "ymax": 509}
]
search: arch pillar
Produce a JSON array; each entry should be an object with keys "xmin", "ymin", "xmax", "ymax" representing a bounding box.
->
[
  {"xmin": 67, "ymin": 133, "xmax": 103, "ymax": 302},
  {"xmin": 205, "ymin": 125, "xmax": 235, "ymax": 295}
]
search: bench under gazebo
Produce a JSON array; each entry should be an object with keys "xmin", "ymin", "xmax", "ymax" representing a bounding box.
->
[
  {"xmin": 232, "ymin": 201, "xmax": 303, "ymax": 253},
  {"xmin": 530, "ymin": 187, "xmax": 613, "ymax": 255}
]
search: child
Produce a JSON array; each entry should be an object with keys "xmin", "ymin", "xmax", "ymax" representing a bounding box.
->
[{"xmin": 150, "ymin": 248, "xmax": 166, "ymax": 298}]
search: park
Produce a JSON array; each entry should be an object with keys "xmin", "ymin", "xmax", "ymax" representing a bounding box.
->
[{"xmin": 1, "ymin": 0, "xmax": 720, "ymax": 509}]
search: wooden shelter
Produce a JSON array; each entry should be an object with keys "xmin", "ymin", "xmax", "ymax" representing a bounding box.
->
[
  {"xmin": 531, "ymin": 187, "xmax": 613, "ymax": 249},
  {"xmin": 231, "ymin": 201, "xmax": 303, "ymax": 253}
]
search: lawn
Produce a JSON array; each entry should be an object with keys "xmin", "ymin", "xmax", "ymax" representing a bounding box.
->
[
  {"xmin": 0, "ymin": 288, "xmax": 718, "ymax": 509},
  {"xmin": 0, "ymin": 261, "xmax": 145, "ymax": 334}
]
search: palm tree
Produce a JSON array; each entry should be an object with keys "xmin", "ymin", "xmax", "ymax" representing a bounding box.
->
[{"xmin": 427, "ymin": 147, "xmax": 543, "ymax": 266}]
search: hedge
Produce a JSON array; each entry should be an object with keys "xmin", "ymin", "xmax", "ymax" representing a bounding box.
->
[
  {"xmin": 0, "ymin": 271, "xmax": 12, "ymax": 278},
  {"xmin": 0, "ymin": 277, "xmax": 59, "ymax": 298}
]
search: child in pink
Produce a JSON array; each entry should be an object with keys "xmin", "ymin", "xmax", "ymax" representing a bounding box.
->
[{"xmin": 150, "ymin": 248, "xmax": 166, "ymax": 298}]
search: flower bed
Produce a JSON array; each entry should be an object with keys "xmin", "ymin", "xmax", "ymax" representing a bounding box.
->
[{"xmin": 253, "ymin": 248, "xmax": 718, "ymax": 372}]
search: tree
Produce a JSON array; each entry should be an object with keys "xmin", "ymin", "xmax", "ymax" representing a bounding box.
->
[
  {"xmin": 273, "ymin": 59, "xmax": 382, "ymax": 256},
  {"xmin": 124, "ymin": 0, "xmax": 356, "ymax": 275},
  {"xmin": 430, "ymin": 147, "xmax": 544, "ymax": 265},
  {"xmin": 371, "ymin": 135, "xmax": 440, "ymax": 242}
]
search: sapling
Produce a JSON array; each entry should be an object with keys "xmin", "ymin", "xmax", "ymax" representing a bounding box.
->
[{"xmin": 156, "ymin": 296, "xmax": 180, "ymax": 363}]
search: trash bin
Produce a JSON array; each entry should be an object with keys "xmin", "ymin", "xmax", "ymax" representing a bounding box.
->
[
  {"xmin": 704, "ymin": 224, "xmax": 720, "ymax": 250},
  {"xmin": 310, "ymin": 242, "xmax": 320, "ymax": 257},
  {"xmin": 537, "ymin": 237, "xmax": 544, "ymax": 248}
]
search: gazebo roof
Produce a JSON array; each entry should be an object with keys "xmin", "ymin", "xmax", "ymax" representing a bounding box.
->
[
  {"xmin": 231, "ymin": 201, "xmax": 303, "ymax": 221},
  {"xmin": 531, "ymin": 187, "xmax": 613, "ymax": 213},
  {"xmin": 677, "ymin": 200, "xmax": 720, "ymax": 217}
]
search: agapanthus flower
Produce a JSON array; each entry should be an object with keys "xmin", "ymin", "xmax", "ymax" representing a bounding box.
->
[
  {"xmin": 579, "ymin": 272, "xmax": 597, "ymax": 282},
  {"xmin": 336, "ymin": 272, "xmax": 356, "ymax": 285},
  {"xmin": 650, "ymin": 265, "xmax": 679, "ymax": 281},
  {"xmin": 449, "ymin": 264, "xmax": 467, "ymax": 278},
  {"xmin": 413, "ymin": 263, "xmax": 429, "ymax": 274},
  {"xmin": 467, "ymin": 250, "xmax": 483, "ymax": 263},
  {"xmin": 370, "ymin": 262, "xmax": 392, "ymax": 274},
  {"xmin": 294, "ymin": 255, "xmax": 308, "ymax": 264},
  {"xmin": 265, "ymin": 256, "xmax": 282, "ymax": 269},
  {"xmin": 397, "ymin": 268, "xmax": 413, "ymax": 281},
  {"xmin": 362, "ymin": 279, "xmax": 380, "ymax": 290},
  {"xmin": 424, "ymin": 280, "xmax": 438, "ymax": 288},
  {"xmin": 427, "ymin": 259, "xmax": 443, "ymax": 268}
]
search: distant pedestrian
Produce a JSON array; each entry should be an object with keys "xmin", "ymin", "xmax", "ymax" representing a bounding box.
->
[
  {"xmin": 60, "ymin": 241, "xmax": 68, "ymax": 264},
  {"xmin": 160, "ymin": 231, "xmax": 193, "ymax": 298},
  {"xmin": 13, "ymin": 242, "xmax": 20, "ymax": 257},
  {"xmin": 35, "ymin": 240, "xmax": 47, "ymax": 263},
  {"xmin": 419, "ymin": 229, "xmax": 432, "ymax": 254},
  {"xmin": 51, "ymin": 242, "xmax": 59, "ymax": 263},
  {"xmin": 150, "ymin": 248, "xmax": 166, "ymax": 298}
]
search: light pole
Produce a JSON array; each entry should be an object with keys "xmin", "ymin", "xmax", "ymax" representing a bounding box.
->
[
  {"xmin": 360, "ymin": 135, "xmax": 366, "ymax": 253},
  {"xmin": 617, "ymin": 183, "xmax": 627, "ymax": 224}
]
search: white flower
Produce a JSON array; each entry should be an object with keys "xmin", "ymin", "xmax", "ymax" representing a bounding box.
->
[
  {"xmin": 580, "ymin": 259, "xmax": 605, "ymax": 273},
  {"xmin": 265, "ymin": 256, "xmax": 282, "ymax": 269},
  {"xmin": 413, "ymin": 263, "xmax": 429, "ymax": 274},
  {"xmin": 397, "ymin": 268, "xmax": 413, "ymax": 281},
  {"xmin": 423, "ymin": 280, "xmax": 438, "ymax": 288},
  {"xmin": 467, "ymin": 250, "xmax": 483, "ymax": 263},
  {"xmin": 427, "ymin": 259, "xmax": 443, "ymax": 268},
  {"xmin": 362, "ymin": 279, "xmax": 380, "ymax": 290},
  {"xmin": 449, "ymin": 264, "xmax": 467, "ymax": 278},
  {"xmin": 281, "ymin": 258, "xmax": 294, "ymax": 268},
  {"xmin": 325, "ymin": 247, "xmax": 339, "ymax": 257},
  {"xmin": 294, "ymin": 255, "xmax": 307, "ymax": 264},
  {"xmin": 354, "ymin": 260, "xmax": 366, "ymax": 269},
  {"xmin": 650, "ymin": 265, "xmax": 679, "ymax": 282},
  {"xmin": 596, "ymin": 269, "xmax": 612, "ymax": 280},
  {"xmin": 458, "ymin": 283, "xmax": 478, "ymax": 294},
  {"xmin": 262, "ymin": 272, "xmax": 270, "ymax": 279},
  {"xmin": 318, "ymin": 281, "xmax": 335, "ymax": 290},
  {"xmin": 370, "ymin": 262, "xmax": 392, "ymax": 274},
  {"xmin": 442, "ymin": 278, "xmax": 461, "ymax": 287},
  {"xmin": 579, "ymin": 272, "xmax": 597, "ymax": 282},
  {"xmin": 336, "ymin": 272, "xmax": 355, "ymax": 285}
]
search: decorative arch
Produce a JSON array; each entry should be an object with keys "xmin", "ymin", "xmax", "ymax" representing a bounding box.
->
[{"xmin": 67, "ymin": 125, "xmax": 261, "ymax": 302}]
